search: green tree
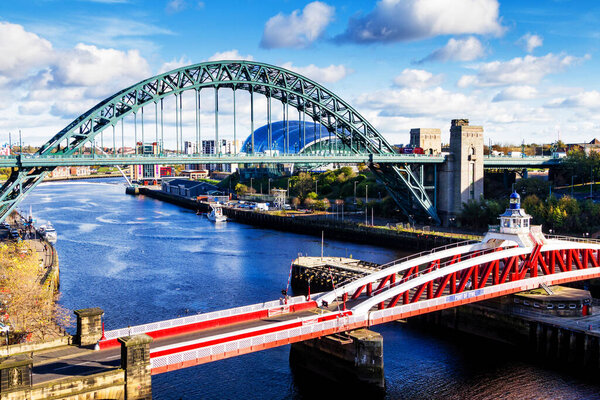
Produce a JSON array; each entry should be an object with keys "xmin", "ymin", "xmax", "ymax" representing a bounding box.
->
[
  {"xmin": 294, "ymin": 172, "xmax": 314, "ymax": 200},
  {"xmin": 235, "ymin": 183, "xmax": 248, "ymax": 196},
  {"xmin": 515, "ymin": 178, "xmax": 551, "ymax": 199}
]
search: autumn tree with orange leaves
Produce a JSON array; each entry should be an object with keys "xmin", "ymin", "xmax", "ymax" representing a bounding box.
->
[{"xmin": 0, "ymin": 242, "xmax": 71, "ymax": 342}]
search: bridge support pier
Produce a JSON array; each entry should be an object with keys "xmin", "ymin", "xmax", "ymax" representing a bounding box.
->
[
  {"xmin": 437, "ymin": 119, "xmax": 484, "ymax": 225},
  {"xmin": 74, "ymin": 307, "xmax": 104, "ymax": 346},
  {"xmin": 0, "ymin": 354, "xmax": 32, "ymax": 400},
  {"xmin": 289, "ymin": 329, "xmax": 384, "ymax": 390},
  {"xmin": 119, "ymin": 334, "xmax": 153, "ymax": 400}
]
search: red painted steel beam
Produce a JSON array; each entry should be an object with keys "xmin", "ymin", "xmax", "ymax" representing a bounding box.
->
[
  {"xmin": 388, "ymin": 292, "xmax": 402, "ymax": 308},
  {"xmin": 376, "ymin": 274, "xmax": 392, "ymax": 291},
  {"xmin": 590, "ymin": 249, "xmax": 599, "ymax": 268},
  {"xmin": 352, "ymin": 285, "xmax": 366, "ymax": 300},
  {"xmin": 499, "ymin": 256, "xmax": 515, "ymax": 284},
  {"xmin": 411, "ymin": 283, "xmax": 428, "ymax": 303},
  {"xmin": 434, "ymin": 273, "xmax": 452, "ymax": 298},
  {"xmin": 556, "ymin": 250, "xmax": 567, "ymax": 272},
  {"xmin": 573, "ymin": 249, "xmax": 584, "ymax": 269},
  {"xmin": 456, "ymin": 267, "xmax": 473, "ymax": 293}
]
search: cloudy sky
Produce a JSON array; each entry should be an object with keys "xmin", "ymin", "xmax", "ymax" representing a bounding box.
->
[{"xmin": 1, "ymin": 0, "xmax": 599, "ymax": 147}]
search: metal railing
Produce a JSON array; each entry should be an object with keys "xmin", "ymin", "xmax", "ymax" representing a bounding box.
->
[
  {"xmin": 102, "ymin": 295, "xmax": 308, "ymax": 340},
  {"xmin": 150, "ymin": 313, "xmax": 367, "ymax": 371},
  {"xmin": 545, "ymin": 234, "xmax": 600, "ymax": 245},
  {"xmin": 332, "ymin": 239, "xmax": 482, "ymax": 292}
]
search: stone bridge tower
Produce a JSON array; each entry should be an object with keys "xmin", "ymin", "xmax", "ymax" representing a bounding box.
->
[{"xmin": 438, "ymin": 119, "xmax": 484, "ymax": 225}]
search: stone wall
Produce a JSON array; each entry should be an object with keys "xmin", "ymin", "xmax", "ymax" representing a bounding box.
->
[
  {"xmin": 133, "ymin": 188, "xmax": 473, "ymax": 251},
  {"xmin": 0, "ymin": 336, "xmax": 71, "ymax": 358},
  {"xmin": 29, "ymin": 369, "xmax": 125, "ymax": 400}
]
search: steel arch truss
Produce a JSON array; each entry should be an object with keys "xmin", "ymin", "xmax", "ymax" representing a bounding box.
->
[
  {"xmin": 315, "ymin": 241, "xmax": 600, "ymax": 316},
  {"xmin": 0, "ymin": 61, "xmax": 439, "ymax": 222}
]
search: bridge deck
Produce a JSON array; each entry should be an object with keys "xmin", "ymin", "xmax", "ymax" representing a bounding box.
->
[{"xmin": 31, "ymin": 308, "xmax": 321, "ymax": 384}]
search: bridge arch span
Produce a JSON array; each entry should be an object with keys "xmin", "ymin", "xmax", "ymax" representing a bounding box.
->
[
  {"xmin": 39, "ymin": 61, "xmax": 392, "ymax": 157},
  {"xmin": 0, "ymin": 60, "xmax": 439, "ymax": 223}
]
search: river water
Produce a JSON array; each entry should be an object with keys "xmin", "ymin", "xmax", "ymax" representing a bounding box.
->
[{"xmin": 21, "ymin": 179, "xmax": 600, "ymax": 399}]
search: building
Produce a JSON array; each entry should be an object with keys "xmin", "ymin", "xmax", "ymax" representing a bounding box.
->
[
  {"xmin": 132, "ymin": 142, "xmax": 163, "ymax": 184},
  {"xmin": 239, "ymin": 120, "xmax": 346, "ymax": 179},
  {"xmin": 50, "ymin": 166, "xmax": 70, "ymax": 178},
  {"xmin": 567, "ymin": 139, "xmax": 600, "ymax": 155},
  {"xmin": 160, "ymin": 166, "xmax": 174, "ymax": 178},
  {"xmin": 184, "ymin": 141, "xmax": 197, "ymax": 155},
  {"xmin": 410, "ymin": 128, "xmax": 442, "ymax": 155},
  {"xmin": 199, "ymin": 139, "xmax": 241, "ymax": 172},
  {"xmin": 181, "ymin": 169, "xmax": 209, "ymax": 180},
  {"xmin": 70, "ymin": 166, "xmax": 91, "ymax": 176},
  {"xmin": 161, "ymin": 179, "xmax": 225, "ymax": 199}
]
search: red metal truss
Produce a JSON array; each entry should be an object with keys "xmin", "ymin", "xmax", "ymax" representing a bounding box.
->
[{"xmin": 377, "ymin": 247, "xmax": 600, "ymax": 309}]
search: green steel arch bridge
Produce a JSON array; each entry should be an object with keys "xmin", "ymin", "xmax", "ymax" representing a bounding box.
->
[{"xmin": 0, "ymin": 61, "xmax": 561, "ymax": 224}]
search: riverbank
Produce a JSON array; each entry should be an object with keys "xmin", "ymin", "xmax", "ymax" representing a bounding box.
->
[{"xmin": 129, "ymin": 187, "xmax": 481, "ymax": 251}]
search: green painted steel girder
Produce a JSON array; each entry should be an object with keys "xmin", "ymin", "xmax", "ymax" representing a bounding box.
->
[
  {"xmin": 0, "ymin": 60, "xmax": 440, "ymax": 223},
  {"xmin": 0, "ymin": 153, "xmax": 446, "ymax": 168},
  {"xmin": 37, "ymin": 61, "xmax": 396, "ymax": 157}
]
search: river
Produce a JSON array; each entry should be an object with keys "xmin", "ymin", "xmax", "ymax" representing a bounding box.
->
[{"xmin": 21, "ymin": 179, "xmax": 600, "ymax": 399}]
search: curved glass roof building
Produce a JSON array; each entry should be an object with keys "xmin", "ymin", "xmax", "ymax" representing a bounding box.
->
[{"xmin": 241, "ymin": 120, "xmax": 341, "ymax": 154}]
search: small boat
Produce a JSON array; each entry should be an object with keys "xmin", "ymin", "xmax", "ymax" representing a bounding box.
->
[
  {"xmin": 40, "ymin": 222, "xmax": 57, "ymax": 242},
  {"xmin": 207, "ymin": 204, "xmax": 227, "ymax": 222}
]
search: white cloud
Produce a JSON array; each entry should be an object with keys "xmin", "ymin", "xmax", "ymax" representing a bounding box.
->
[
  {"xmin": 280, "ymin": 62, "xmax": 350, "ymax": 84},
  {"xmin": 393, "ymin": 69, "xmax": 443, "ymax": 88},
  {"xmin": 260, "ymin": 2, "xmax": 335, "ymax": 49},
  {"xmin": 418, "ymin": 37, "xmax": 485, "ymax": 63},
  {"xmin": 53, "ymin": 44, "xmax": 151, "ymax": 88},
  {"xmin": 337, "ymin": 0, "xmax": 504, "ymax": 44},
  {"xmin": 207, "ymin": 50, "xmax": 254, "ymax": 62},
  {"xmin": 457, "ymin": 53, "xmax": 587, "ymax": 87},
  {"xmin": 548, "ymin": 91, "xmax": 600, "ymax": 110},
  {"xmin": 355, "ymin": 86, "xmax": 474, "ymax": 118},
  {"xmin": 518, "ymin": 33, "xmax": 543, "ymax": 53},
  {"xmin": 492, "ymin": 86, "xmax": 538, "ymax": 102},
  {"xmin": 0, "ymin": 22, "xmax": 55, "ymax": 79}
]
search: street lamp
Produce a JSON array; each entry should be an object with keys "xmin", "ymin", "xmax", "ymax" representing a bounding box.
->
[
  {"xmin": 287, "ymin": 178, "xmax": 291, "ymax": 198},
  {"xmin": 315, "ymin": 179, "xmax": 318, "ymax": 196},
  {"xmin": 354, "ymin": 181, "xmax": 357, "ymax": 205},
  {"xmin": 571, "ymin": 175, "xmax": 577, "ymax": 198},
  {"xmin": 250, "ymin": 178, "xmax": 253, "ymax": 193},
  {"xmin": 268, "ymin": 178, "xmax": 272, "ymax": 196}
]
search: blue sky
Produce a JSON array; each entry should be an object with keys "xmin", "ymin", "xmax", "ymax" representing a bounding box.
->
[{"xmin": 1, "ymin": 0, "xmax": 600, "ymax": 147}]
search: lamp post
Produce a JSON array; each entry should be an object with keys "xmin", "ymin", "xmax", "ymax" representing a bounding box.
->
[
  {"xmin": 354, "ymin": 181, "xmax": 357, "ymax": 205},
  {"xmin": 287, "ymin": 178, "xmax": 291, "ymax": 198},
  {"xmin": 250, "ymin": 178, "xmax": 253, "ymax": 193},
  {"xmin": 268, "ymin": 178, "xmax": 272, "ymax": 196},
  {"xmin": 315, "ymin": 179, "xmax": 318, "ymax": 196},
  {"xmin": 571, "ymin": 175, "xmax": 577, "ymax": 198}
]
